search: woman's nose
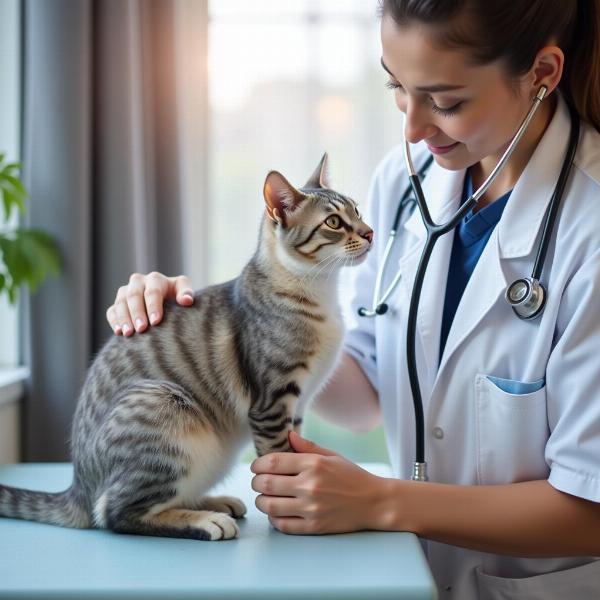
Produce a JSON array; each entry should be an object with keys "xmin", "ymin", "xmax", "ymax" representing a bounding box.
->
[{"xmin": 403, "ymin": 101, "xmax": 437, "ymax": 144}]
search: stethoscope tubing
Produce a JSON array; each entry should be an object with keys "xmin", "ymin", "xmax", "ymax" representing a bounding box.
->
[
  {"xmin": 360, "ymin": 156, "xmax": 434, "ymax": 317},
  {"xmin": 531, "ymin": 105, "xmax": 580, "ymax": 281},
  {"xmin": 405, "ymin": 176, "xmax": 477, "ymax": 468}
]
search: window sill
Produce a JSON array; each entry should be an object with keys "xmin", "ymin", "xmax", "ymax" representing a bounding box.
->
[{"xmin": 0, "ymin": 367, "xmax": 28, "ymax": 408}]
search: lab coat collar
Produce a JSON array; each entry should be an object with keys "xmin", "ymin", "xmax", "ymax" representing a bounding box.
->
[{"xmin": 498, "ymin": 93, "xmax": 572, "ymax": 259}]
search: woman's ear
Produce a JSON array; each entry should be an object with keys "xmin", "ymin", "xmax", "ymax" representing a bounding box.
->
[
  {"xmin": 263, "ymin": 171, "xmax": 305, "ymax": 228},
  {"xmin": 530, "ymin": 45, "xmax": 564, "ymax": 97}
]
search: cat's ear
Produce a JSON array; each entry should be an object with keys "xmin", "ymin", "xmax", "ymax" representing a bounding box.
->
[
  {"xmin": 303, "ymin": 153, "xmax": 330, "ymax": 189},
  {"xmin": 263, "ymin": 171, "xmax": 306, "ymax": 228}
]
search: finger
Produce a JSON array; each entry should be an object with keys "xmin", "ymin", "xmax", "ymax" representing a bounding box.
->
[
  {"xmin": 144, "ymin": 272, "xmax": 171, "ymax": 326},
  {"xmin": 171, "ymin": 275, "xmax": 195, "ymax": 306},
  {"xmin": 113, "ymin": 285, "xmax": 134, "ymax": 336},
  {"xmin": 269, "ymin": 516, "xmax": 309, "ymax": 535},
  {"xmin": 251, "ymin": 473, "xmax": 299, "ymax": 497},
  {"xmin": 126, "ymin": 273, "xmax": 150, "ymax": 333},
  {"xmin": 289, "ymin": 431, "xmax": 338, "ymax": 456},
  {"xmin": 250, "ymin": 452, "xmax": 311, "ymax": 475},
  {"xmin": 255, "ymin": 495, "xmax": 304, "ymax": 518},
  {"xmin": 106, "ymin": 305, "xmax": 122, "ymax": 335}
]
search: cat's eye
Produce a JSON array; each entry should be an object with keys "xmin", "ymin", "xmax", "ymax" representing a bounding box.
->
[
  {"xmin": 354, "ymin": 205, "xmax": 361, "ymax": 218},
  {"xmin": 325, "ymin": 215, "xmax": 342, "ymax": 230}
]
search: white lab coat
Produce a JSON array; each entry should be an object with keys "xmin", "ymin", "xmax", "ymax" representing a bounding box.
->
[{"xmin": 344, "ymin": 94, "xmax": 600, "ymax": 599}]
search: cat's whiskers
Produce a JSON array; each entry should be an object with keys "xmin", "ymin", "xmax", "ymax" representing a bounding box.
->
[
  {"xmin": 326, "ymin": 255, "xmax": 345, "ymax": 283},
  {"xmin": 298, "ymin": 252, "xmax": 339, "ymax": 290},
  {"xmin": 307, "ymin": 253, "xmax": 342, "ymax": 288}
]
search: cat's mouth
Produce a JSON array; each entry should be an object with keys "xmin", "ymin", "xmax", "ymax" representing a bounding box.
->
[{"xmin": 347, "ymin": 247, "xmax": 370, "ymax": 262}]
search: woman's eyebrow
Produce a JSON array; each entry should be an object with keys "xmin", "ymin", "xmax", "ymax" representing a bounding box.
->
[
  {"xmin": 381, "ymin": 57, "xmax": 395, "ymax": 76},
  {"xmin": 380, "ymin": 57, "xmax": 466, "ymax": 93}
]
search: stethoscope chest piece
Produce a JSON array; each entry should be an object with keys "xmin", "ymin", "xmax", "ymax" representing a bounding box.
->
[{"xmin": 505, "ymin": 277, "xmax": 546, "ymax": 320}]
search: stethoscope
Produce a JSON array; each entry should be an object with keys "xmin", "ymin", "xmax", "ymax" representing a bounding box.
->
[{"xmin": 358, "ymin": 87, "xmax": 580, "ymax": 482}]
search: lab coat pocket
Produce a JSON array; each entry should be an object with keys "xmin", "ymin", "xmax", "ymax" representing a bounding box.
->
[
  {"xmin": 475, "ymin": 373, "xmax": 550, "ymax": 485},
  {"xmin": 475, "ymin": 560, "xmax": 600, "ymax": 600}
]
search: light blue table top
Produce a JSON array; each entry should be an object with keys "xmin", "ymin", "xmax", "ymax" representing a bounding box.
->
[{"xmin": 0, "ymin": 462, "xmax": 437, "ymax": 600}]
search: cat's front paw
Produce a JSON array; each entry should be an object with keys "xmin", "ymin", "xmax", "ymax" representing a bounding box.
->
[
  {"xmin": 198, "ymin": 495, "xmax": 247, "ymax": 518},
  {"xmin": 195, "ymin": 512, "xmax": 239, "ymax": 540}
]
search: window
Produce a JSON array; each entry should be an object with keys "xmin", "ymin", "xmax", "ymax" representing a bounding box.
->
[
  {"xmin": 0, "ymin": 0, "xmax": 21, "ymax": 370},
  {"xmin": 208, "ymin": 1, "xmax": 396, "ymax": 462}
]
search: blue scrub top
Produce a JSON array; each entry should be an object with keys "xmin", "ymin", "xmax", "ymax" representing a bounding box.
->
[{"xmin": 439, "ymin": 170, "xmax": 511, "ymax": 361}]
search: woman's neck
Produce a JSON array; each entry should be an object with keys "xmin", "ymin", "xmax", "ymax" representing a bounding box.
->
[{"xmin": 470, "ymin": 94, "xmax": 557, "ymax": 208}]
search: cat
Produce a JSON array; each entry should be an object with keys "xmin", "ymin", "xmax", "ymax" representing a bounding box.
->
[{"xmin": 0, "ymin": 154, "xmax": 373, "ymax": 541}]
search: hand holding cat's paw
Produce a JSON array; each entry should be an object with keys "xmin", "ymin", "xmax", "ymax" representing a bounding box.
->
[{"xmin": 252, "ymin": 432, "xmax": 387, "ymax": 535}]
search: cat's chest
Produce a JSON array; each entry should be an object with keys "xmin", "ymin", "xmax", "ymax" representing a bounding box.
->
[
  {"xmin": 302, "ymin": 315, "xmax": 344, "ymax": 386},
  {"xmin": 174, "ymin": 426, "xmax": 249, "ymax": 504}
]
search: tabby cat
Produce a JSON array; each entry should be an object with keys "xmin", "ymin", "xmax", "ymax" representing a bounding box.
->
[{"xmin": 0, "ymin": 155, "xmax": 373, "ymax": 540}]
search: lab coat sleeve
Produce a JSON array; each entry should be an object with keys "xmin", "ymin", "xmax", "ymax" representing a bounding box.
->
[{"xmin": 546, "ymin": 246, "xmax": 600, "ymax": 503}]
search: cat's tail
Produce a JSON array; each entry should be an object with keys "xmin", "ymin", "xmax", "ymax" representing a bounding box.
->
[{"xmin": 0, "ymin": 483, "xmax": 90, "ymax": 528}]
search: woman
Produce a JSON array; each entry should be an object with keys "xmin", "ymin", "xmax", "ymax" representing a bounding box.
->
[{"xmin": 106, "ymin": 1, "xmax": 600, "ymax": 597}]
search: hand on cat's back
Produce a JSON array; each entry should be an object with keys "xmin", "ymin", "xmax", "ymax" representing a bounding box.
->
[{"xmin": 106, "ymin": 272, "xmax": 195, "ymax": 336}]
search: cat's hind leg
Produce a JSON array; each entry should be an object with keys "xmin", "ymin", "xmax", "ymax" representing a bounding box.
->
[
  {"xmin": 107, "ymin": 506, "xmax": 239, "ymax": 540},
  {"xmin": 90, "ymin": 379, "xmax": 240, "ymax": 540}
]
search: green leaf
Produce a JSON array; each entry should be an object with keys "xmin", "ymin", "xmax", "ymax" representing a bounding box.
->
[
  {"xmin": 0, "ymin": 186, "xmax": 25, "ymax": 220},
  {"xmin": 16, "ymin": 229, "xmax": 61, "ymax": 278},
  {"xmin": 7, "ymin": 282, "xmax": 17, "ymax": 304},
  {"xmin": 0, "ymin": 154, "xmax": 60, "ymax": 305},
  {"xmin": 2, "ymin": 173, "xmax": 28, "ymax": 198},
  {"xmin": 0, "ymin": 161, "xmax": 28, "ymax": 221},
  {"xmin": 0, "ymin": 234, "xmax": 31, "ymax": 288},
  {"xmin": 1, "ymin": 192, "xmax": 10, "ymax": 222},
  {"xmin": 0, "ymin": 229, "xmax": 61, "ymax": 304},
  {"xmin": 2, "ymin": 161, "xmax": 21, "ymax": 172}
]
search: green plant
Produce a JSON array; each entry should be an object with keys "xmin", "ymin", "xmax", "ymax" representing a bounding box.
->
[{"xmin": 0, "ymin": 153, "xmax": 61, "ymax": 304}]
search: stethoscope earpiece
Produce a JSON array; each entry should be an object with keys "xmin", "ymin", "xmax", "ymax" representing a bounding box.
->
[{"xmin": 505, "ymin": 277, "xmax": 546, "ymax": 320}]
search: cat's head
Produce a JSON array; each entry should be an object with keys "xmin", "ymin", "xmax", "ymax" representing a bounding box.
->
[{"xmin": 263, "ymin": 154, "xmax": 373, "ymax": 275}]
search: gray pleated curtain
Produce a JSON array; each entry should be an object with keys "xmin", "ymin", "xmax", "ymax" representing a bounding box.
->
[{"xmin": 21, "ymin": 0, "xmax": 208, "ymax": 461}]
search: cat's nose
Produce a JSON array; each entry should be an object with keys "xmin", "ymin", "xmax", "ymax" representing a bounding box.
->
[{"xmin": 359, "ymin": 228, "xmax": 373, "ymax": 244}]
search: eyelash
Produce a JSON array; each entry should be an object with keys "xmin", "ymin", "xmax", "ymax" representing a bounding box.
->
[{"xmin": 385, "ymin": 81, "xmax": 463, "ymax": 117}]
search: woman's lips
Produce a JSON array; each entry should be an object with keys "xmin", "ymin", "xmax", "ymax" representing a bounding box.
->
[{"xmin": 426, "ymin": 141, "xmax": 460, "ymax": 155}]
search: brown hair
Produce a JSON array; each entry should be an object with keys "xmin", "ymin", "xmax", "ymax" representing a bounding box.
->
[{"xmin": 379, "ymin": 0, "xmax": 600, "ymax": 131}]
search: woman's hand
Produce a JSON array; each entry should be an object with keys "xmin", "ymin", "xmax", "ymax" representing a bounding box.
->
[
  {"xmin": 106, "ymin": 272, "xmax": 194, "ymax": 336},
  {"xmin": 251, "ymin": 431, "xmax": 391, "ymax": 535}
]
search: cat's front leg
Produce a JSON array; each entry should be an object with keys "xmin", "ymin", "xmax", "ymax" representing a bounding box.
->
[
  {"xmin": 248, "ymin": 400, "xmax": 295, "ymax": 456},
  {"xmin": 249, "ymin": 417, "xmax": 292, "ymax": 456},
  {"xmin": 292, "ymin": 415, "xmax": 303, "ymax": 435},
  {"xmin": 248, "ymin": 382, "xmax": 313, "ymax": 455}
]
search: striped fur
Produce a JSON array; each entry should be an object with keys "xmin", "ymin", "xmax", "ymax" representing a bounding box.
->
[{"xmin": 0, "ymin": 157, "xmax": 373, "ymax": 540}]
